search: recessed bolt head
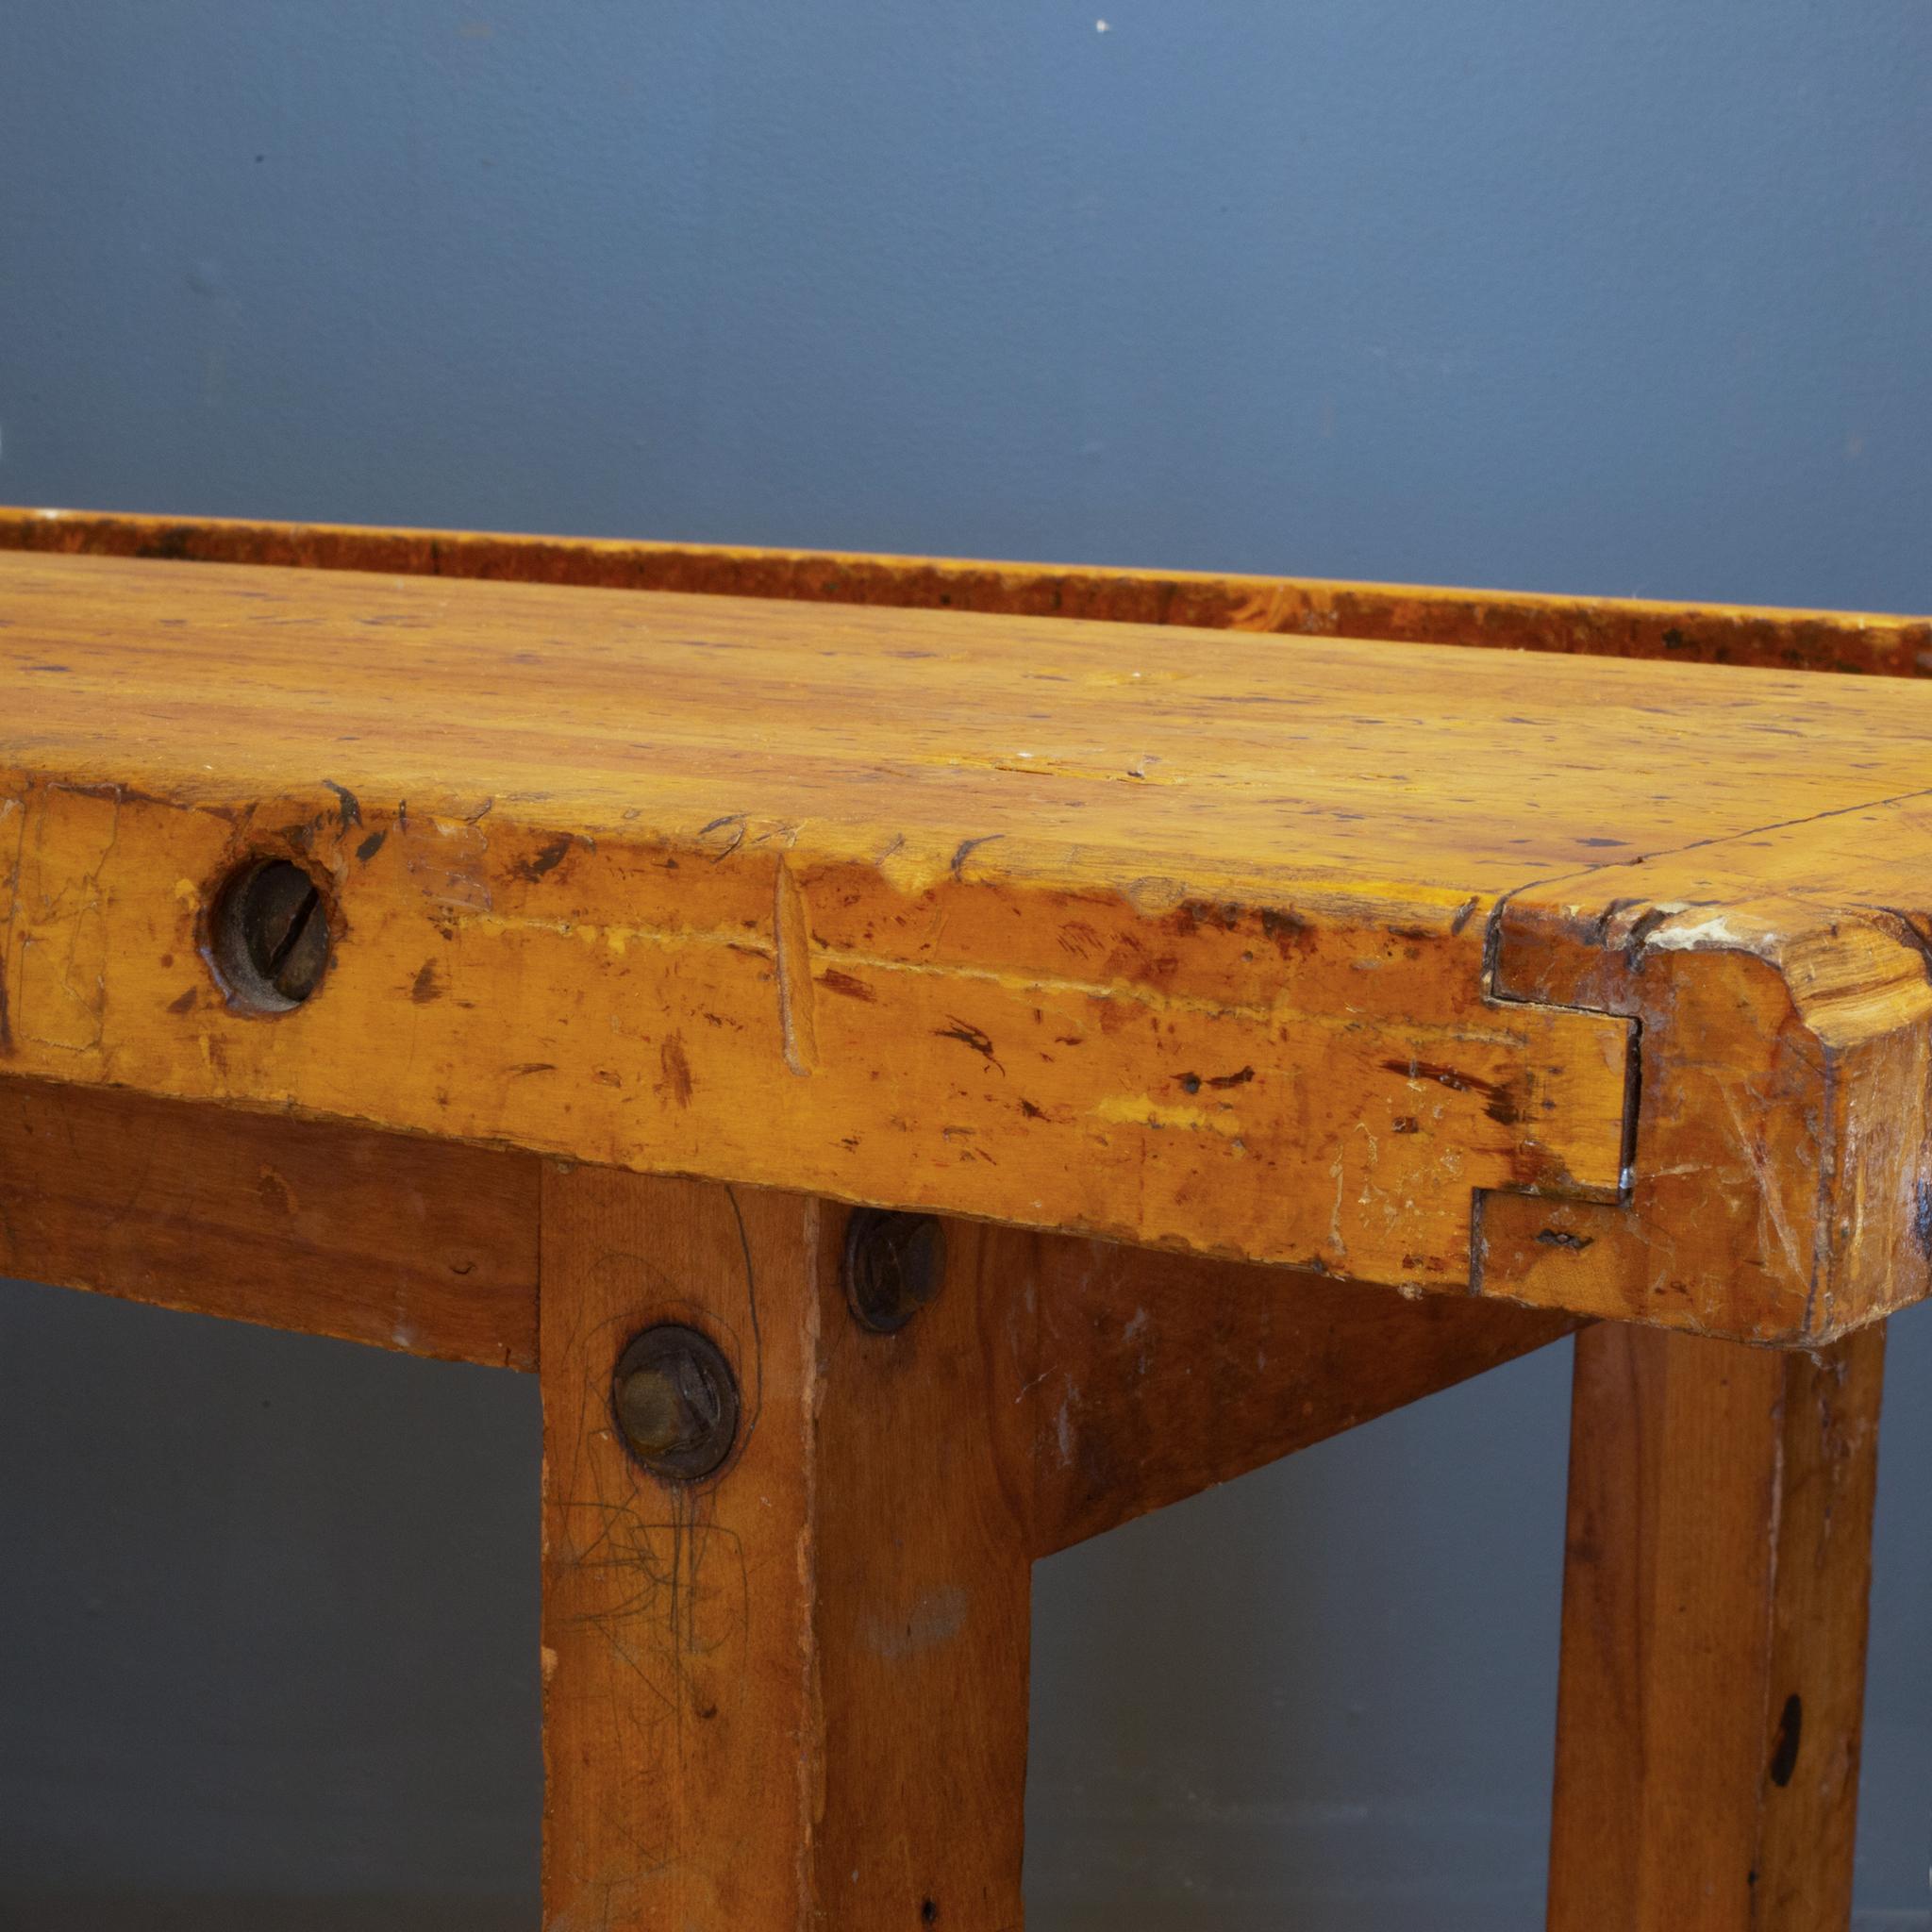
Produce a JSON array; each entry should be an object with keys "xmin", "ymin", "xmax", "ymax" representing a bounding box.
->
[
  {"xmin": 611, "ymin": 1324, "xmax": 740, "ymax": 1482},
  {"xmin": 843, "ymin": 1208, "xmax": 947, "ymax": 1334},
  {"xmin": 211, "ymin": 857, "xmax": 330, "ymax": 1010}
]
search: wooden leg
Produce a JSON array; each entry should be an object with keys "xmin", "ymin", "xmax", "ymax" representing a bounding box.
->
[
  {"xmin": 540, "ymin": 1167, "xmax": 1030, "ymax": 1931},
  {"xmin": 1547, "ymin": 1321, "xmax": 1885, "ymax": 1931}
]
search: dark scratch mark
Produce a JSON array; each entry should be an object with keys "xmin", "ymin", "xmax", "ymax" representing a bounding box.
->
[
  {"xmin": 322, "ymin": 779, "xmax": 361, "ymax": 828},
  {"xmin": 1450, "ymin": 896, "xmax": 1480, "ymax": 935},
  {"xmin": 1768, "ymin": 1693, "xmax": 1803, "ymax": 1787},
  {"xmin": 935, "ymin": 1018, "xmax": 1003, "ymax": 1072},
  {"xmin": 1587, "ymin": 896, "xmax": 1647, "ymax": 944},
  {"xmin": 355, "ymin": 827, "xmax": 387, "ymax": 863},
  {"xmin": 724, "ymin": 1184, "xmax": 764, "ymax": 1441},
  {"xmin": 1259, "ymin": 907, "xmax": 1308, "ymax": 949},
  {"xmin": 508, "ymin": 1061, "xmax": 557, "ymax": 1076},
  {"xmin": 1178, "ymin": 1065, "xmax": 1255, "ymax": 1094},
  {"xmin": 410, "ymin": 960, "xmax": 444, "ymax": 1004},
  {"xmin": 1536, "ymin": 1227, "xmax": 1595, "ymax": 1252},
  {"xmin": 1020, "ymin": 1098, "xmax": 1046, "ymax": 1119},
  {"xmin": 515, "ymin": 836, "xmax": 572, "ymax": 881},
  {"xmin": 1874, "ymin": 907, "xmax": 1932, "ymax": 984},
  {"xmin": 699, "ymin": 814, "xmax": 746, "ymax": 860},
  {"xmin": 167, "ymin": 988, "xmax": 196, "ymax": 1014},
  {"xmin": 819, "ymin": 969, "xmax": 876, "ymax": 1002},
  {"xmin": 1621, "ymin": 906, "xmax": 1673, "ymax": 961},
  {"xmin": 951, "ymin": 833, "xmax": 1003, "ymax": 877},
  {"xmin": 659, "ymin": 1034, "xmax": 693, "ymax": 1107},
  {"xmin": 1381, "ymin": 1056, "xmax": 1519, "ymax": 1126}
]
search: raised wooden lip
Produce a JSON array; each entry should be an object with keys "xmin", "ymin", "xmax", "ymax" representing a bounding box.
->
[{"xmin": 2, "ymin": 504, "xmax": 1926, "ymax": 678}]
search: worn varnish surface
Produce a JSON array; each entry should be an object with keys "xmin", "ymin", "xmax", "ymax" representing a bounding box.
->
[
  {"xmin": 1548, "ymin": 1322, "xmax": 1884, "ymax": 1930},
  {"xmin": 6, "ymin": 502, "xmax": 1928, "ymax": 677},
  {"xmin": 541, "ymin": 1172, "xmax": 1029, "ymax": 1931},
  {"xmin": 4, "ymin": 548, "xmax": 1930, "ymax": 1333}
]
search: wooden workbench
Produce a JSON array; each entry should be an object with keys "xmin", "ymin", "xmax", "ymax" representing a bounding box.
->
[{"xmin": 2, "ymin": 507, "xmax": 1927, "ymax": 1929}]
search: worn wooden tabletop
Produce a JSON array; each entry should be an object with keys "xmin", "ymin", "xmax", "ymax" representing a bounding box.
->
[
  {"xmin": 3, "ymin": 546, "xmax": 1928, "ymax": 1341},
  {"xmin": 0, "ymin": 516, "xmax": 1924, "ymax": 1932}
]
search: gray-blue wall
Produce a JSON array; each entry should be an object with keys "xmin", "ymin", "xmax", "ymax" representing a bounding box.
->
[{"xmin": 2, "ymin": 6, "xmax": 1927, "ymax": 1926}]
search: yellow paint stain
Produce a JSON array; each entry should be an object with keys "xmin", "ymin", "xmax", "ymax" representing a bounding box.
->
[{"xmin": 1093, "ymin": 1095, "xmax": 1242, "ymax": 1137}]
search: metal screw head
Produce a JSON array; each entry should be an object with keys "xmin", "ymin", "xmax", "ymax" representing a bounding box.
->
[
  {"xmin": 611, "ymin": 1324, "xmax": 740, "ymax": 1482},
  {"xmin": 843, "ymin": 1208, "xmax": 947, "ymax": 1334},
  {"xmin": 211, "ymin": 858, "xmax": 330, "ymax": 1010}
]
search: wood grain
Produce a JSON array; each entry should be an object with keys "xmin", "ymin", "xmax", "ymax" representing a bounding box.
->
[
  {"xmin": 1547, "ymin": 1321, "xmax": 1885, "ymax": 1931},
  {"xmin": 0, "ymin": 547, "xmax": 1646, "ymax": 1304},
  {"xmin": 0, "ymin": 1072, "xmax": 537, "ymax": 1367},
  {"xmin": 5, "ymin": 548, "xmax": 1927, "ymax": 1332},
  {"xmin": 540, "ymin": 1172, "xmax": 1029, "ymax": 1931},
  {"xmin": 6, "ymin": 502, "xmax": 1926, "ymax": 678},
  {"xmin": 1003, "ymin": 1230, "xmax": 1580, "ymax": 1554}
]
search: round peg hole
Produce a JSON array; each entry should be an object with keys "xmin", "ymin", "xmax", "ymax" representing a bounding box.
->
[{"xmin": 209, "ymin": 858, "xmax": 332, "ymax": 1011}]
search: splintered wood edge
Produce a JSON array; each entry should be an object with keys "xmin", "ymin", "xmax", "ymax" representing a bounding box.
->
[{"xmin": 2, "ymin": 504, "xmax": 1927, "ymax": 677}]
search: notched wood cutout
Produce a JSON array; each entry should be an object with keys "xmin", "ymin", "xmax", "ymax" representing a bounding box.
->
[
  {"xmin": 0, "ymin": 765, "xmax": 1631, "ymax": 1298},
  {"xmin": 1485, "ymin": 834, "xmax": 1932, "ymax": 1341}
]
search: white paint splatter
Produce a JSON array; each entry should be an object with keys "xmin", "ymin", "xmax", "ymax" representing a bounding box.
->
[{"xmin": 1641, "ymin": 909, "xmax": 1757, "ymax": 952}]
